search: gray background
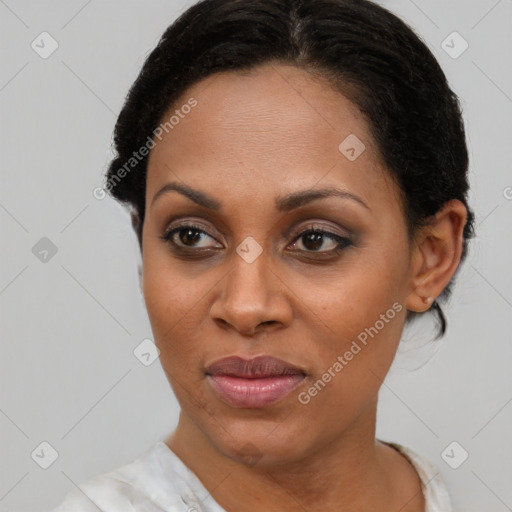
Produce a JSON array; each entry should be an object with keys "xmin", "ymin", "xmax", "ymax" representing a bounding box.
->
[{"xmin": 0, "ymin": 0, "xmax": 511, "ymax": 510}]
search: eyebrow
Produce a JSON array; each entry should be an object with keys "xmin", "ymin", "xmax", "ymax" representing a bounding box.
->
[{"xmin": 151, "ymin": 182, "xmax": 369, "ymax": 211}]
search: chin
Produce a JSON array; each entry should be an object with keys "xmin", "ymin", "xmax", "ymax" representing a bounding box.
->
[{"xmin": 203, "ymin": 414, "xmax": 312, "ymax": 468}]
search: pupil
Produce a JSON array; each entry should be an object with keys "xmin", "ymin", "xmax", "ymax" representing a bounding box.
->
[
  {"xmin": 304, "ymin": 232, "xmax": 323, "ymax": 251},
  {"xmin": 181, "ymin": 229, "xmax": 201, "ymax": 246}
]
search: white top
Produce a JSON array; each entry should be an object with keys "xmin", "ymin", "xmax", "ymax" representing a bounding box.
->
[{"xmin": 51, "ymin": 440, "xmax": 453, "ymax": 512}]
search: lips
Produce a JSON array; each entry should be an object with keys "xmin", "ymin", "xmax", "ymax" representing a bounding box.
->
[{"xmin": 205, "ymin": 356, "xmax": 306, "ymax": 408}]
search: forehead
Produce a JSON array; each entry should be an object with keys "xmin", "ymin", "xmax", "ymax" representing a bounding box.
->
[{"xmin": 146, "ymin": 62, "xmax": 393, "ymax": 208}]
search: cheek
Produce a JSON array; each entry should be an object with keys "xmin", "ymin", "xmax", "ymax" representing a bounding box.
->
[
  {"xmin": 142, "ymin": 260, "xmax": 211, "ymax": 418},
  {"xmin": 305, "ymin": 240, "xmax": 408, "ymax": 342},
  {"xmin": 297, "ymin": 241, "xmax": 409, "ymax": 404},
  {"xmin": 295, "ymin": 305, "xmax": 405, "ymax": 439},
  {"xmin": 141, "ymin": 238, "xmax": 203, "ymax": 359}
]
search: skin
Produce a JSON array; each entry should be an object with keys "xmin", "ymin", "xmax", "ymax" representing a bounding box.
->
[{"xmin": 141, "ymin": 62, "xmax": 467, "ymax": 511}]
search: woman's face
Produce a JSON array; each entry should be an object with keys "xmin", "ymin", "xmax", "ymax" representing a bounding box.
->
[{"xmin": 142, "ymin": 63, "xmax": 415, "ymax": 465}]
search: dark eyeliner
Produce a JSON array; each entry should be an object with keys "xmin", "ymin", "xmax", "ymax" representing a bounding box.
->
[
  {"xmin": 159, "ymin": 223, "xmax": 353, "ymax": 256},
  {"xmin": 290, "ymin": 227, "xmax": 353, "ymax": 253},
  {"xmin": 159, "ymin": 223, "xmax": 214, "ymax": 246}
]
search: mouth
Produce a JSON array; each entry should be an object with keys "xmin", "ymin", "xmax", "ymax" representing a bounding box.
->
[{"xmin": 205, "ymin": 355, "xmax": 307, "ymax": 408}]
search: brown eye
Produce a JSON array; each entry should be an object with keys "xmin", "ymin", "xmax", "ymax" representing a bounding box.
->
[
  {"xmin": 177, "ymin": 228, "xmax": 204, "ymax": 247},
  {"xmin": 290, "ymin": 229, "xmax": 352, "ymax": 253},
  {"xmin": 161, "ymin": 224, "xmax": 221, "ymax": 249}
]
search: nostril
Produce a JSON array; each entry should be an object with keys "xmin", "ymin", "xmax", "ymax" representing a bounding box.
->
[{"xmin": 214, "ymin": 318, "xmax": 230, "ymax": 329}]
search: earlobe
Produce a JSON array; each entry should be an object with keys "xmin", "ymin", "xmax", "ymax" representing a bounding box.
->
[
  {"xmin": 131, "ymin": 210, "xmax": 144, "ymax": 294},
  {"xmin": 406, "ymin": 294, "xmax": 435, "ymax": 313},
  {"xmin": 131, "ymin": 210, "xmax": 140, "ymax": 231},
  {"xmin": 422, "ymin": 296, "xmax": 434, "ymax": 308},
  {"xmin": 405, "ymin": 199, "xmax": 467, "ymax": 312}
]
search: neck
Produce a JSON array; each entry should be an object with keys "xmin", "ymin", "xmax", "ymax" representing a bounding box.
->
[{"xmin": 166, "ymin": 400, "xmax": 399, "ymax": 511}]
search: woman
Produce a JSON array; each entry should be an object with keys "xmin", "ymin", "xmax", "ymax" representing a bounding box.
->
[{"xmin": 53, "ymin": 0, "xmax": 474, "ymax": 510}]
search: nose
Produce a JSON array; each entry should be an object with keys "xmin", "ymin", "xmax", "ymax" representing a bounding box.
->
[{"xmin": 209, "ymin": 246, "xmax": 293, "ymax": 337}]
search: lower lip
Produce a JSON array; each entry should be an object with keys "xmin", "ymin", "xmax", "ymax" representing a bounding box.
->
[{"xmin": 207, "ymin": 374, "xmax": 305, "ymax": 408}]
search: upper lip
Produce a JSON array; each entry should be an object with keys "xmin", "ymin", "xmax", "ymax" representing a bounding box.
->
[{"xmin": 205, "ymin": 356, "xmax": 306, "ymax": 379}]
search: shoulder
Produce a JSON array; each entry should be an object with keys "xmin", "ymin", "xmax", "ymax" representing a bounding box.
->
[
  {"xmin": 50, "ymin": 442, "xmax": 192, "ymax": 512},
  {"xmin": 379, "ymin": 440, "xmax": 454, "ymax": 512},
  {"xmin": 50, "ymin": 474, "xmax": 139, "ymax": 512}
]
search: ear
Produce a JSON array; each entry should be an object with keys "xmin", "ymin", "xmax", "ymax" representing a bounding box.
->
[
  {"xmin": 130, "ymin": 210, "xmax": 144, "ymax": 294},
  {"xmin": 131, "ymin": 210, "xmax": 143, "ymax": 251},
  {"xmin": 405, "ymin": 199, "xmax": 467, "ymax": 313}
]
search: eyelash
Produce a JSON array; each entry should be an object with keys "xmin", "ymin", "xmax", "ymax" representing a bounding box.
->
[{"xmin": 160, "ymin": 222, "xmax": 353, "ymax": 258}]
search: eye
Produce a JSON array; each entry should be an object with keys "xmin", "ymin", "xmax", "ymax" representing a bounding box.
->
[
  {"xmin": 160, "ymin": 222, "xmax": 353, "ymax": 256},
  {"xmin": 161, "ymin": 223, "xmax": 222, "ymax": 250},
  {"xmin": 288, "ymin": 227, "xmax": 352, "ymax": 254}
]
